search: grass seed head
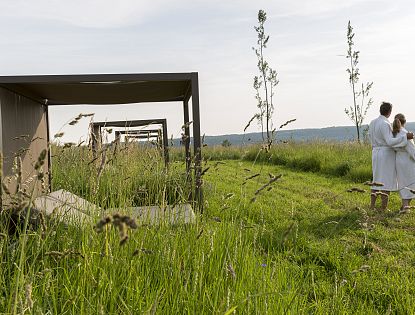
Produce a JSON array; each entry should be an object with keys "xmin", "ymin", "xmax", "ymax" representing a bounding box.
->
[
  {"xmin": 227, "ymin": 263, "xmax": 236, "ymax": 280},
  {"xmin": 25, "ymin": 283, "xmax": 33, "ymax": 310},
  {"xmin": 363, "ymin": 181, "xmax": 384, "ymax": 187},
  {"xmin": 120, "ymin": 235, "xmax": 129, "ymax": 246},
  {"xmin": 347, "ymin": 187, "xmax": 366, "ymax": 193}
]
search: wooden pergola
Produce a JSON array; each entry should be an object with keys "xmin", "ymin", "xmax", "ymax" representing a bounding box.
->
[
  {"xmin": 91, "ymin": 119, "xmax": 169, "ymax": 167},
  {"xmin": 0, "ymin": 72, "xmax": 202, "ymax": 206},
  {"xmin": 116, "ymin": 129, "xmax": 162, "ymax": 142}
]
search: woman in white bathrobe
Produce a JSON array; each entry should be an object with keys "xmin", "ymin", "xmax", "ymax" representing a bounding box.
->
[
  {"xmin": 393, "ymin": 113, "xmax": 415, "ymax": 209},
  {"xmin": 369, "ymin": 103, "xmax": 409, "ymax": 210}
]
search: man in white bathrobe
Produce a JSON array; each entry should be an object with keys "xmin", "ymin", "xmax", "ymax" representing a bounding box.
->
[{"xmin": 369, "ymin": 102, "xmax": 413, "ymax": 210}]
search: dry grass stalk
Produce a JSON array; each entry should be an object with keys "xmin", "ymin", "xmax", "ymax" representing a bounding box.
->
[
  {"xmin": 95, "ymin": 213, "xmax": 138, "ymax": 245},
  {"xmin": 242, "ymin": 173, "xmax": 260, "ymax": 186},
  {"xmin": 399, "ymin": 208, "xmax": 411, "ymax": 215},
  {"xmin": 227, "ymin": 263, "xmax": 236, "ymax": 280},
  {"xmin": 96, "ymin": 147, "xmax": 107, "ymax": 181},
  {"xmin": 31, "ymin": 136, "xmax": 45, "ymax": 143},
  {"xmin": 181, "ymin": 121, "xmax": 193, "ymax": 130},
  {"xmin": 347, "ymin": 187, "xmax": 366, "ymax": 193},
  {"xmin": 213, "ymin": 161, "xmax": 226, "ymax": 167},
  {"xmin": 245, "ymin": 173, "xmax": 260, "ymax": 181},
  {"xmin": 223, "ymin": 193, "xmax": 234, "ymax": 200},
  {"xmin": 88, "ymin": 156, "xmax": 99, "ymax": 165},
  {"xmin": 34, "ymin": 149, "xmax": 47, "ymax": 171},
  {"xmin": 279, "ymin": 119, "xmax": 297, "ymax": 129},
  {"xmin": 201, "ymin": 167, "xmax": 210, "ymax": 176},
  {"xmin": 15, "ymin": 157, "xmax": 22, "ymax": 194},
  {"xmin": 244, "ymin": 114, "xmax": 257, "ymax": 132},
  {"xmin": 196, "ymin": 229, "xmax": 204, "ymax": 240},
  {"xmin": 132, "ymin": 248, "xmax": 155, "ymax": 256},
  {"xmin": 351, "ymin": 264, "xmax": 370, "ymax": 274},
  {"xmin": 251, "ymin": 174, "xmax": 282, "ymax": 202},
  {"xmin": 25, "ymin": 283, "xmax": 33, "ymax": 308},
  {"xmin": 119, "ymin": 235, "xmax": 129, "ymax": 246},
  {"xmin": 282, "ymin": 222, "xmax": 295, "ymax": 244},
  {"xmin": 363, "ymin": 181, "xmax": 384, "ymax": 187},
  {"xmin": 45, "ymin": 250, "xmax": 84, "ymax": 259},
  {"xmin": 63, "ymin": 142, "xmax": 76, "ymax": 149},
  {"xmin": 13, "ymin": 134, "xmax": 30, "ymax": 140},
  {"xmin": 38, "ymin": 210, "xmax": 47, "ymax": 239}
]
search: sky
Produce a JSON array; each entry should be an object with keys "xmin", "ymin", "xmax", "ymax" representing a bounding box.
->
[{"xmin": 0, "ymin": 0, "xmax": 414, "ymax": 143}]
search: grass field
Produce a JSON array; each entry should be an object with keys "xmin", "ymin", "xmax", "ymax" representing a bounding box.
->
[{"xmin": 1, "ymin": 142, "xmax": 415, "ymax": 314}]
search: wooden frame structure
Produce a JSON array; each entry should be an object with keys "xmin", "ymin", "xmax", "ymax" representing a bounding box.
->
[
  {"xmin": 0, "ymin": 72, "xmax": 202, "ymax": 207},
  {"xmin": 91, "ymin": 119, "xmax": 169, "ymax": 166},
  {"xmin": 116, "ymin": 129, "xmax": 162, "ymax": 143}
]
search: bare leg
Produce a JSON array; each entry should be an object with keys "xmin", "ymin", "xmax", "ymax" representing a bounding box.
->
[
  {"xmin": 370, "ymin": 190, "xmax": 378, "ymax": 210},
  {"xmin": 380, "ymin": 191, "xmax": 390, "ymax": 210}
]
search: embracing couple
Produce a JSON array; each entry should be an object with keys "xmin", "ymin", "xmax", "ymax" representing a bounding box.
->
[{"xmin": 369, "ymin": 102, "xmax": 415, "ymax": 211}]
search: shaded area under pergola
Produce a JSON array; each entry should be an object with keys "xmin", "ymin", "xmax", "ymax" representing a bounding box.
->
[
  {"xmin": 0, "ymin": 72, "xmax": 202, "ymax": 207},
  {"xmin": 91, "ymin": 119, "xmax": 169, "ymax": 167}
]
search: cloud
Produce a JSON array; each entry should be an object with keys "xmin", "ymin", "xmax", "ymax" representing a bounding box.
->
[
  {"xmin": 0, "ymin": 0, "xmax": 393, "ymax": 29},
  {"xmin": 1, "ymin": 0, "xmax": 176, "ymax": 28}
]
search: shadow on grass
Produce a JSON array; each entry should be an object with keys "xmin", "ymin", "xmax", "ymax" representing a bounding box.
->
[
  {"xmin": 307, "ymin": 210, "xmax": 362, "ymax": 239},
  {"xmin": 254, "ymin": 209, "xmax": 364, "ymax": 259}
]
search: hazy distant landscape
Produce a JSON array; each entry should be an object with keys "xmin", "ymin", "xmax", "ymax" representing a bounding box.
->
[{"xmin": 184, "ymin": 122, "xmax": 415, "ymax": 146}]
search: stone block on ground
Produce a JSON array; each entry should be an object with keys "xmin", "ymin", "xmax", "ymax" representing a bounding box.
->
[
  {"xmin": 33, "ymin": 189, "xmax": 195, "ymax": 226},
  {"xmin": 33, "ymin": 189, "xmax": 98, "ymax": 224}
]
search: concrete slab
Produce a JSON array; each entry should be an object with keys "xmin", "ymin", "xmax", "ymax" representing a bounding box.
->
[
  {"xmin": 105, "ymin": 204, "xmax": 196, "ymax": 225},
  {"xmin": 33, "ymin": 189, "xmax": 98, "ymax": 224},
  {"xmin": 33, "ymin": 189, "xmax": 196, "ymax": 225}
]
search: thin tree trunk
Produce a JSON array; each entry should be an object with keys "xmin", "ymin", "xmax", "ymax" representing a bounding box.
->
[
  {"xmin": 350, "ymin": 57, "xmax": 360, "ymax": 143},
  {"xmin": 260, "ymin": 42, "xmax": 270, "ymax": 143}
]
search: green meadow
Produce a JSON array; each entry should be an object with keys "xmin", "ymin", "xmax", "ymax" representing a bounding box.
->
[{"xmin": 1, "ymin": 142, "xmax": 415, "ymax": 314}]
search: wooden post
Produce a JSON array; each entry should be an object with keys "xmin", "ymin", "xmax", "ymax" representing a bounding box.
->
[
  {"xmin": 162, "ymin": 119, "xmax": 169, "ymax": 167},
  {"xmin": 191, "ymin": 72, "xmax": 203, "ymax": 211}
]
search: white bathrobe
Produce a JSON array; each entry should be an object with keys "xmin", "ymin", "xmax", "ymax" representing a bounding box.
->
[
  {"xmin": 368, "ymin": 115, "xmax": 407, "ymax": 191},
  {"xmin": 395, "ymin": 128, "xmax": 415, "ymax": 199}
]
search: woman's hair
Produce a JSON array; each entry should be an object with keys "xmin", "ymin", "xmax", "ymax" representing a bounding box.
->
[{"xmin": 392, "ymin": 113, "xmax": 406, "ymax": 137}]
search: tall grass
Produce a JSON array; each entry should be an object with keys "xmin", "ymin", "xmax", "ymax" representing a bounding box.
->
[
  {"xmin": 52, "ymin": 143, "xmax": 190, "ymax": 208},
  {"xmin": 2, "ymin": 140, "xmax": 414, "ymax": 314},
  {"xmin": 172, "ymin": 141, "xmax": 372, "ymax": 182}
]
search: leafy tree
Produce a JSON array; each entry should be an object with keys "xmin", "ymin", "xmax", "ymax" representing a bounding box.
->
[{"xmin": 345, "ymin": 21, "xmax": 373, "ymax": 143}]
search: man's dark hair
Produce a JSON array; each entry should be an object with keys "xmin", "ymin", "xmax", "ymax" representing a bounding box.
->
[{"xmin": 380, "ymin": 102, "xmax": 392, "ymax": 116}]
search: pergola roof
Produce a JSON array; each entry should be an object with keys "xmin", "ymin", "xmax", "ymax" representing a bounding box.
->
[
  {"xmin": 116, "ymin": 129, "xmax": 161, "ymax": 134},
  {"xmin": 93, "ymin": 119, "xmax": 166, "ymax": 128},
  {"xmin": 0, "ymin": 73, "xmax": 193, "ymax": 105}
]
